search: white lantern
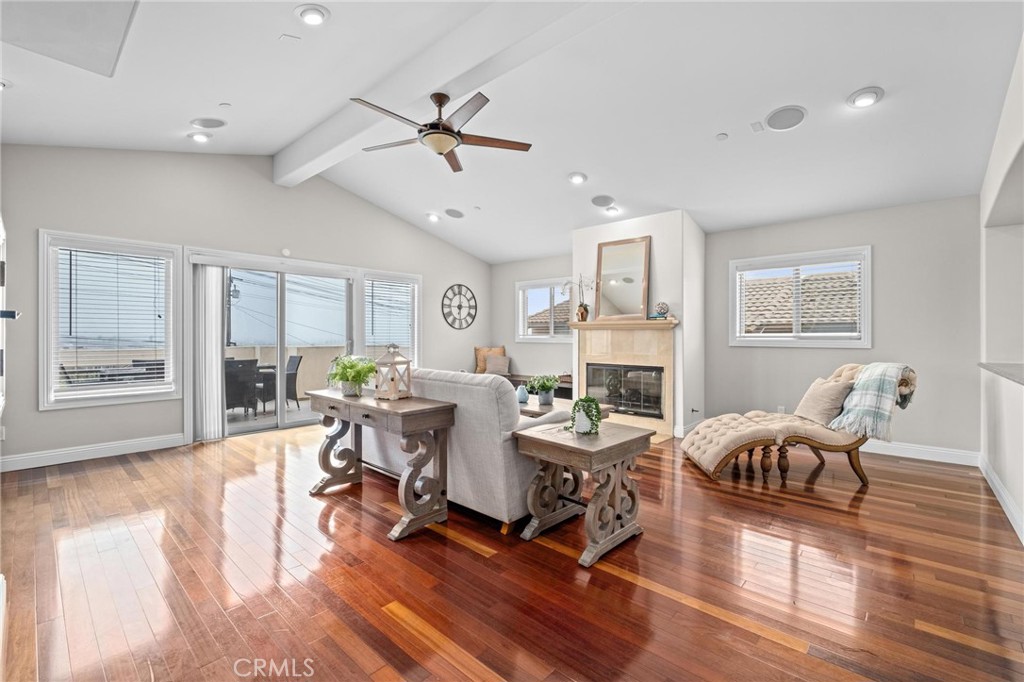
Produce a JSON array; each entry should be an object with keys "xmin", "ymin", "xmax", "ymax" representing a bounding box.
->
[{"xmin": 375, "ymin": 343, "xmax": 412, "ymax": 400}]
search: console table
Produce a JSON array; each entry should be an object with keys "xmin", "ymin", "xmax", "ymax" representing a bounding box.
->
[
  {"xmin": 518, "ymin": 396, "xmax": 612, "ymax": 419},
  {"xmin": 513, "ymin": 421, "xmax": 654, "ymax": 566},
  {"xmin": 307, "ymin": 388, "xmax": 455, "ymax": 541}
]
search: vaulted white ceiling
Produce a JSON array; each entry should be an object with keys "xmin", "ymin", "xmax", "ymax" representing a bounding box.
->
[{"xmin": 3, "ymin": 2, "xmax": 1021, "ymax": 263}]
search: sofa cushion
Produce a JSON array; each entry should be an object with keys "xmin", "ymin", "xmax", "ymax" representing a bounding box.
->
[
  {"xmin": 485, "ymin": 355, "xmax": 511, "ymax": 375},
  {"xmin": 474, "ymin": 346, "xmax": 505, "ymax": 373},
  {"xmin": 794, "ymin": 377, "xmax": 853, "ymax": 425}
]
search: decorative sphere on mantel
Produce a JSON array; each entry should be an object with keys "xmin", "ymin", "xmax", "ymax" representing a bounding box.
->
[{"xmin": 654, "ymin": 301, "xmax": 670, "ymax": 316}]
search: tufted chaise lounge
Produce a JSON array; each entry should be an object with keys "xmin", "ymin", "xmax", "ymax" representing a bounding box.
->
[{"xmin": 681, "ymin": 364, "xmax": 907, "ymax": 486}]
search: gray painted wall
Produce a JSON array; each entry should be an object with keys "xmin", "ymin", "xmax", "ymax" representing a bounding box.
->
[
  {"xmin": 1, "ymin": 145, "xmax": 493, "ymax": 457},
  {"xmin": 489, "ymin": 254, "xmax": 573, "ymax": 376},
  {"xmin": 705, "ymin": 195, "xmax": 981, "ymax": 453}
]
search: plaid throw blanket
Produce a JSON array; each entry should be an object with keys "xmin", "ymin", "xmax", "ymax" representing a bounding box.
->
[{"xmin": 829, "ymin": 363, "xmax": 915, "ymax": 441}]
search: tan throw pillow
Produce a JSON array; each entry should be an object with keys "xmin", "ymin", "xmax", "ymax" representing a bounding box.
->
[
  {"xmin": 474, "ymin": 346, "xmax": 505, "ymax": 373},
  {"xmin": 794, "ymin": 378, "xmax": 854, "ymax": 425},
  {"xmin": 484, "ymin": 355, "xmax": 511, "ymax": 375}
]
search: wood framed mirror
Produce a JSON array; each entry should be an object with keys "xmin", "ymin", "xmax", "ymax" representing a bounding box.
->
[{"xmin": 594, "ymin": 236, "xmax": 651, "ymax": 319}]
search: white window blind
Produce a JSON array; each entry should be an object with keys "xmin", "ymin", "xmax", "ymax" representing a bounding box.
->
[
  {"xmin": 516, "ymin": 278, "xmax": 572, "ymax": 342},
  {"xmin": 364, "ymin": 276, "xmax": 418, "ymax": 364},
  {"xmin": 42, "ymin": 232, "xmax": 179, "ymax": 408},
  {"xmin": 730, "ymin": 246, "xmax": 870, "ymax": 348}
]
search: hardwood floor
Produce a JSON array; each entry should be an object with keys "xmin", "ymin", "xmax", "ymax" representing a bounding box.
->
[{"xmin": 2, "ymin": 427, "xmax": 1022, "ymax": 681}]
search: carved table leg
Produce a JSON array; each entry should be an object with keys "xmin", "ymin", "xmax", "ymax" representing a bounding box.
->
[
  {"xmin": 579, "ymin": 457, "xmax": 643, "ymax": 567},
  {"xmin": 388, "ymin": 429, "xmax": 449, "ymax": 541},
  {"xmin": 760, "ymin": 445, "xmax": 774, "ymax": 481},
  {"xmin": 309, "ymin": 415, "xmax": 360, "ymax": 495},
  {"xmin": 777, "ymin": 444, "xmax": 790, "ymax": 482},
  {"xmin": 520, "ymin": 462, "xmax": 585, "ymax": 541}
]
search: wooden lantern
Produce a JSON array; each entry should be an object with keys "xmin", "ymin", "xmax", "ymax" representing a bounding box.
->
[{"xmin": 375, "ymin": 343, "xmax": 412, "ymax": 400}]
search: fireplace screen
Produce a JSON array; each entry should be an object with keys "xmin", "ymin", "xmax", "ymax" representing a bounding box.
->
[{"xmin": 586, "ymin": 363, "xmax": 663, "ymax": 419}]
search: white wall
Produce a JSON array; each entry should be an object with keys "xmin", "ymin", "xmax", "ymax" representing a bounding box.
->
[
  {"xmin": 981, "ymin": 372, "xmax": 1024, "ymax": 542},
  {"xmin": 0, "ymin": 145, "xmax": 493, "ymax": 460},
  {"xmin": 572, "ymin": 209, "xmax": 705, "ymax": 437},
  {"xmin": 982, "ymin": 224, "xmax": 1024, "ymax": 362},
  {"xmin": 489, "ymin": 254, "xmax": 573, "ymax": 376},
  {"xmin": 705, "ymin": 195, "xmax": 981, "ymax": 454}
]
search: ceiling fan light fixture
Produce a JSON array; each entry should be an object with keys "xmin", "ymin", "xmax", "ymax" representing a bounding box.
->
[
  {"xmin": 295, "ymin": 4, "xmax": 330, "ymax": 25},
  {"xmin": 420, "ymin": 130, "xmax": 460, "ymax": 155}
]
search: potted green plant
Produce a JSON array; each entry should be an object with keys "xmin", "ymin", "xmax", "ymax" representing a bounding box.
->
[
  {"xmin": 327, "ymin": 355, "xmax": 376, "ymax": 397},
  {"xmin": 526, "ymin": 374, "xmax": 560, "ymax": 405},
  {"xmin": 565, "ymin": 395, "xmax": 602, "ymax": 435}
]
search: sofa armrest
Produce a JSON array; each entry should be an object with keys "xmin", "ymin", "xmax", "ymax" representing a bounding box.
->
[{"xmin": 514, "ymin": 410, "xmax": 571, "ymax": 431}]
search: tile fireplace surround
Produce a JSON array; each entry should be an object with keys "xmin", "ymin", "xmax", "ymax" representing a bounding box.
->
[{"xmin": 570, "ymin": 318, "xmax": 678, "ymax": 439}]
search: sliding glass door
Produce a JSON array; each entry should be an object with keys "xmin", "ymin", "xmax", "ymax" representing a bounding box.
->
[
  {"xmin": 225, "ymin": 268, "xmax": 278, "ymax": 435},
  {"xmin": 283, "ymin": 274, "xmax": 348, "ymax": 425},
  {"xmin": 220, "ymin": 267, "xmax": 350, "ymax": 435}
]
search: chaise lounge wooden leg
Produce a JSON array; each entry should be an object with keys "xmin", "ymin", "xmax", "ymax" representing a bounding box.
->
[
  {"xmin": 809, "ymin": 446, "xmax": 825, "ymax": 463},
  {"xmin": 847, "ymin": 447, "xmax": 869, "ymax": 486},
  {"xmin": 777, "ymin": 444, "xmax": 789, "ymax": 482},
  {"xmin": 760, "ymin": 445, "xmax": 773, "ymax": 481},
  {"xmin": 747, "ymin": 448, "xmax": 754, "ymax": 459}
]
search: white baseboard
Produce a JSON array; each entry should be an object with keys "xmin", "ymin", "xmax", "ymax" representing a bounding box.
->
[
  {"xmin": 676, "ymin": 421, "xmax": 700, "ymax": 438},
  {"xmin": 862, "ymin": 439, "xmax": 979, "ymax": 467},
  {"xmin": 980, "ymin": 457, "xmax": 1024, "ymax": 547},
  {"xmin": 0, "ymin": 433, "xmax": 186, "ymax": 472}
]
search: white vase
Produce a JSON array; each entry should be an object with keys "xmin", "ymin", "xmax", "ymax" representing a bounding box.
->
[
  {"xmin": 339, "ymin": 381, "xmax": 360, "ymax": 397},
  {"xmin": 574, "ymin": 410, "xmax": 592, "ymax": 434},
  {"xmin": 538, "ymin": 390, "xmax": 554, "ymax": 405}
]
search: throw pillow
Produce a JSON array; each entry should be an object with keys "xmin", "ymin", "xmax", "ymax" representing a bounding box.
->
[
  {"xmin": 484, "ymin": 355, "xmax": 511, "ymax": 375},
  {"xmin": 474, "ymin": 346, "xmax": 505, "ymax": 373},
  {"xmin": 794, "ymin": 378, "xmax": 854, "ymax": 425}
]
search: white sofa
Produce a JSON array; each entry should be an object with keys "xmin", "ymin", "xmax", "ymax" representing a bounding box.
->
[{"xmin": 359, "ymin": 368, "xmax": 571, "ymax": 524}]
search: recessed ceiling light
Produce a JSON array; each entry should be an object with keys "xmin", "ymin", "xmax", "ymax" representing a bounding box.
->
[
  {"xmin": 605, "ymin": 206, "xmax": 621, "ymax": 216},
  {"xmin": 568, "ymin": 172, "xmax": 588, "ymax": 185},
  {"xmin": 218, "ymin": 102, "xmax": 232, "ymax": 108},
  {"xmin": 187, "ymin": 132, "xmax": 212, "ymax": 143},
  {"xmin": 295, "ymin": 4, "xmax": 330, "ymax": 25},
  {"xmin": 427, "ymin": 213, "xmax": 440, "ymax": 223},
  {"xmin": 765, "ymin": 105, "xmax": 807, "ymax": 132},
  {"xmin": 445, "ymin": 209, "xmax": 464, "ymax": 219},
  {"xmin": 591, "ymin": 195, "xmax": 615, "ymax": 208},
  {"xmin": 0, "ymin": 80, "xmax": 8, "ymax": 90},
  {"xmin": 190, "ymin": 118, "xmax": 226, "ymax": 129},
  {"xmin": 847, "ymin": 86, "xmax": 884, "ymax": 109},
  {"xmin": 715, "ymin": 132, "xmax": 729, "ymax": 141}
]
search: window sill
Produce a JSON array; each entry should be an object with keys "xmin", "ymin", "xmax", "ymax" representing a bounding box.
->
[
  {"xmin": 729, "ymin": 337, "xmax": 871, "ymax": 349},
  {"xmin": 515, "ymin": 336, "xmax": 573, "ymax": 344},
  {"xmin": 40, "ymin": 388, "xmax": 182, "ymax": 411}
]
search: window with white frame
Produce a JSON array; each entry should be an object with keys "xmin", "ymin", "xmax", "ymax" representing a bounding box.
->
[
  {"xmin": 364, "ymin": 274, "xmax": 419, "ymax": 365},
  {"xmin": 41, "ymin": 232, "xmax": 181, "ymax": 409},
  {"xmin": 516, "ymin": 277, "xmax": 572, "ymax": 342},
  {"xmin": 729, "ymin": 246, "xmax": 871, "ymax": 348}
]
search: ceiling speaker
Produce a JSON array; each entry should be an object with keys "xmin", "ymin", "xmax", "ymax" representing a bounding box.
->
[{"xmin": 765, "ymin": 106, "xmax": 807, "ymax": 131}]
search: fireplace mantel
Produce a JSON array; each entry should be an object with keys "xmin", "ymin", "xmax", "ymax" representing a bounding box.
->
[{"xmin": 569, "ymin": 317, "xmax": 679, "ymax": 331}]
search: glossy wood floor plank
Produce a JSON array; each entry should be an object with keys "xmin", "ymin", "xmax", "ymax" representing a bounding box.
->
[{"xmin": 3, "ymin": 429, "xmax": 1023, "ymax": 681}]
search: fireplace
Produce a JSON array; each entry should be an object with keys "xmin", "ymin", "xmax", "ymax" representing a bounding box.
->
[{"xmin": 586, "ymin": 363, "xmax": 664, "ymax": 419}]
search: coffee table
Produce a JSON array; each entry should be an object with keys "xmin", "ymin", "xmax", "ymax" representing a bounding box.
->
[{"xmin": 513, "ymin": 421, "xmax": 655, "ymax": 567}]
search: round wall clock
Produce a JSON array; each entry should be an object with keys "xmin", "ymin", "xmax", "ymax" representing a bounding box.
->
[{"xmin": 442, "ymin": 284, "xmax": 477, "ymax": 329}]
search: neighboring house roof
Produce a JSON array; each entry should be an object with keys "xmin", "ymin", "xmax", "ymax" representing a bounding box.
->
[
  {"xmin": 742, "ymin": 271, "xmax": 859, "ymax": 333},
  {"xmin": 527, "ymin": 300, "xmax": 572, "ymax": 330}
]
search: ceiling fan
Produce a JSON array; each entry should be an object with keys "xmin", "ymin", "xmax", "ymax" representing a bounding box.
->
[{"xmin": 351, "ymin": 92, "xmax": 532, "ymax": 173}]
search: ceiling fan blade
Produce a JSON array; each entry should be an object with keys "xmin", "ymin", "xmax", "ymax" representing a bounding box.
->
[
  {"xmin": 443, "ymin": 149, "xmax": 463, "ymax": 173},
  {"xmin": 350, "ymin": 98, "xmax": 422, "ymax": 129},
  {"xmin": 362, "ymin": 138, "xmax": 419, "ymax": 152},
  {"xmin": 443, "ymin": 92, "xmax": 489, "ymax": 131},
  {"xmin": 460, "ymin": 133, "xmax": 532, "ymax": 152}
]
